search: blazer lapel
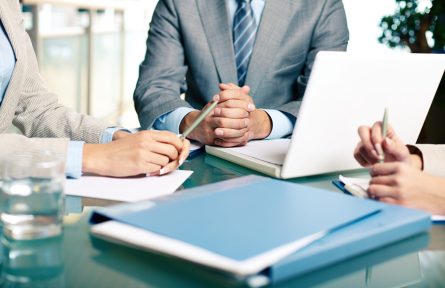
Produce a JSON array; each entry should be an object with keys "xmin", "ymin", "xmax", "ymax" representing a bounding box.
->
[
  {"xmin": 245, "ymin": 0, "xmax": 295, "ymax": 95},
  {"xmin": 196, "ymin": 0, "xmax": 238, "ymax": 85},
  {"xmin": 0, "ymin": 2, "xmax": 25, "ymax": 128}
]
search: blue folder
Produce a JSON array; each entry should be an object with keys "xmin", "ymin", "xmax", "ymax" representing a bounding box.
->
[{"xmin": 90, "ymin": 175, "xmax": 431, "ymax": 284}]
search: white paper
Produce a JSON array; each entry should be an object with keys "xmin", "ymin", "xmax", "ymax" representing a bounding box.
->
[
  {"xmin": 223, "ymin": 139, "xmax": 290, "ymax": 165},
  {"xmin": 189, "ymin": 140, "xmax": 203, "ymax": 151},
  {"xmin": 432, "ymin": 215, "xmax": 445, "ymax": 222},
  {"xmin": 65, "ymin": 170, "xmax": 193, "ymax": 202},
  {"xmin": 339, "ymin": 175, "xmax": 370, "ymax": 199}
]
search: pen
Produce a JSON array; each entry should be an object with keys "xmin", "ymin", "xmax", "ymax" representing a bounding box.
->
[
  {"xmin": 377, "ymin": 108, "xmax": 388, "ymax": 163},
  {"xmin": 179, "ymin": 100, "xmax": 219, "ymax": 140}
]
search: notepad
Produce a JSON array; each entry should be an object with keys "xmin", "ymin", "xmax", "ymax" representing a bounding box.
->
[
  {"xmin": 336, "ymin": 175, "xmax": 444, "ymax": 223},
  {"xmin": 65, "ymin": 170, "xmax": 193, "ymax": 202}
]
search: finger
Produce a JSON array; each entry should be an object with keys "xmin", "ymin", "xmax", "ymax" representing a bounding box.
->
[
  {"xmin": 370, "ymin": 162, "xmax": 400, "ymax": 177},
  {"xmin": 371, "ymin": 122, "xmax": 385, "ymax": 161},
  {"xmin": 216, "ymin": 99, "xmax": 255, "ymax": 111},
  {"xmin": 358, "ymin": 126, "xmax": 379, "ymax": 161},
  {"xmin": 359, "ymin": 146, "xmax": 376, "ymax": 166},
  {"xmin": 178, "ymin": 139, "xmax": 190, "ymax": 165},
  {"xmin": 214, "ymin": 128, "xmax": 251, "ymax": 139},
  {"xmin": 368, "ymin": 184, "xmax": 400, "ymax": 199},
  {"xmin": 377, "ymin": 197, "xmax": 399, "ymax": 205},
  {"xmin": 354, "ymin": 145, "xmax": 371, "ymax": 167},
  {"xmin": 382, "ymin": 137, "xmax": 410, "ymax": 162},
  {"xmin": 213, "ymin": 117, "xmax": 249, "ymax": 130},
  {"xmin": 144, "ymin": 163, "xmax": 162, "ymax": 176},
  {"xmin": 215, "ymin": 89, "xmax": 254, "ymax": 105},
  {"xmin": 149, "ymin": 131, "xmax": 183, "ymax": 151},
  {"xmin": 159, "ymin": 160, "xmax": 179, "ymax": 175},
  {"xmin": 144, "ymin": 151, "xmax": 170, "ymax": 167},
  {"xmin": 149, "ymin": 142, "xmax": 179, "ymax": 161},
  {"xmin": 219, "ymin": 83, "xmax": 251, "ymax": 95},
  {"xmin": 369, "ymin": 175, "xmax": 397, "ymax": 186},
  {"xmin": 213, "ymin": 107, "xmax": 250, "ymax": 118}
]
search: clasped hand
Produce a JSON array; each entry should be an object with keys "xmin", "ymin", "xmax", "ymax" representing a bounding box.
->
[{"xmin": 181, "ymin": 83, "xmax": 272, "ymax": 147}]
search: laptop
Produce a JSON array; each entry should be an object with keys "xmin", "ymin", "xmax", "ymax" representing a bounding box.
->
[{"xmin": 206, "ymin": 51, "xmax": 445, "ymax": 179}]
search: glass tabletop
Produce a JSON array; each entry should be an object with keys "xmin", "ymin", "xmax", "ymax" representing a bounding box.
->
[{"xmin": 1, "ymin": 153, "xmax": 444, "ymax": 287}]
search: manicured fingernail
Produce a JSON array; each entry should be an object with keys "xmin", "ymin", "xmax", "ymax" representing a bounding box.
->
[
  {"xmin": 147, "ymin": 172, "xmax": 157, "ymax": 177},
  {"xmin": 248, "ymin": 104, "xmax": 255, "ymax": 111},
  {"xmin": 160, "ymin": 167, "xmax": 170, "ymax": 175},
  {"xmin": 213, "ymin": 94, "xmax": 220, "ymax": 102},
  {"xmin": 375, "ymin": 144, "xmax": 384, "ymax": 159},
  {"xmin": 179, "ymin": 158, "xmax": 185, "ymax": 166},
  {"xmin": 214, "ymin": 108, "xmax": 221, "ymax": 116},
  {"xmin": 215, "ymin": 129, "xmax": 224, "ymax": 136}
]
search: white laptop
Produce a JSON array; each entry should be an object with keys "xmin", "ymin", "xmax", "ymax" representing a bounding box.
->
[{"xmin": 206, "ymin": 51, "xmax": 445, "ymax": 179}]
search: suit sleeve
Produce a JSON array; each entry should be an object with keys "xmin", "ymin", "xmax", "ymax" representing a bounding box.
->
[
  {"xmin": 0, "ymin": 134, "xmax": 69, "ymax": 160},
  {"xmin": 133, "ymin": 0, "xmax": 192, "ymax": 129},
  {"xmin": 277, "ymin": 0, "xmax": 349, "ymax": 117},
  {"xmin": 9, "ymin": 4, "xmax": 109, "ymax": 144},
  {"xmin": 417, "ymin": 144, "xmax": 445, "ymax": 178}
]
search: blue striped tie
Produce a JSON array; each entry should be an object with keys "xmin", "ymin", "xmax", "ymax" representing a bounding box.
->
[{"xmin": 233, "ymin": 0, "xmax": 257, "ymax": 86}]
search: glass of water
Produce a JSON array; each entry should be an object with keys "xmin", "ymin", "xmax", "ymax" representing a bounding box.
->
[{"xmin": 1, "ymin": 151, "xmax": 65, "ymax": 240}]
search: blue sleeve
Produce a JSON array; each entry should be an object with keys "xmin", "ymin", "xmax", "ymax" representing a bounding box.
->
[
  {"xmin": 263, "ymin": 109, "xmax": 296, "ymax": 139},
  {"xmin": 153, "ymin": 107, "xmax": 197, "ymax": 134},
  {"xmin": 65, "ymin": 141, "xmax": 84, "ymax": 179}
]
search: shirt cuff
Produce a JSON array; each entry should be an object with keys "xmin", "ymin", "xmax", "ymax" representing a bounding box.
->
[
  {"xmin": 263, "ymin": 109, "xmax": 295, "ymax": 139},
  {"xmin": 66, "ymin": 141, "xmax": 84, "ymax": 179},
  {"xmin": 153, "ymin": 107, "xmax": 197, "ymax": 134},
  {"xmin": 100, "ymin": 127, "xmax": 133, "ymax": 144}
]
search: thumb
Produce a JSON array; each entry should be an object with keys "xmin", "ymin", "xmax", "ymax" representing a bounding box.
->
[{"xmin": 383, "ymin": 138, "xmax": 410, "ymax": 162}]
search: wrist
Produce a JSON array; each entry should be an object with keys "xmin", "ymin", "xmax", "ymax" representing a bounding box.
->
[
  {"xmin": 406, "ymin": 145, "xmax": 424, "ymax": 170},
  {"xmin": 82, "ymin": 144, "xmax": 101, "ymax": 174},
  {"xmin": 251, "ymin": 110, "xmax": 272, "ymax": 139},
  {"xmin": 179, "ymin": 111, "xmax": 200, "ymax": 137}
]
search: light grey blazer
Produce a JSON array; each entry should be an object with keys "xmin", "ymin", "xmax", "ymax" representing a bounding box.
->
[
  {"xmin": 134, "ymin": 0, "xmax": 349, "ymax": 129},
  {"xmin": 0, "ymin": 1, "xmax": 109, "ymax": 158}
]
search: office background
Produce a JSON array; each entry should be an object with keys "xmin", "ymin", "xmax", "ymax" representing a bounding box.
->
[{"xmin": 19, "ymin": 0, "xmax": 444, "ymax": 142}]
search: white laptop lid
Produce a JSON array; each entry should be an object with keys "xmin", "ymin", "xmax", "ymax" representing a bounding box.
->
[{"xmin": 281, "ymin": 51, "xmax": 445, "ymax": 178}]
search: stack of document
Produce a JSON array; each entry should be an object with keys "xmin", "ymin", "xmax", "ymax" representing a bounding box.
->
[{"xmin": 90, "ymin": 176, "xmax": 431, "ymax": 282}]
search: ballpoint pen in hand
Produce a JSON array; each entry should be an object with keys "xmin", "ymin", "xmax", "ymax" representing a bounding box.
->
[
  {"xmin": 179, "ymin": 100, "xmax": 219, "ymax": 140},
  {"xmin": 377, "ymin": 108, "xmax": 388, "ymax": 163}
]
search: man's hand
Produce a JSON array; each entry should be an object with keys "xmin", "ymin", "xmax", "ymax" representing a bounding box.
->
[
  {"xmin": 368, "ymin": 162, "xmax": 445, "ymax": 215},
  {"xmin": 82, "ymin": 130, "xmax": 189, "ymax": 177},
  {"xmin": 354, "ymin": 122, "xmax": 422, "ymax": 169},
  {"xmin": 212, "ymin": 83, "xmax": 272, "ymax": 147}
]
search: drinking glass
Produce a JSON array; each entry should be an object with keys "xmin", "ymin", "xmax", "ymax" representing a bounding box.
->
[{"xmin": 1, "ymin": 151, "xmax": 65, "ymax": 240}]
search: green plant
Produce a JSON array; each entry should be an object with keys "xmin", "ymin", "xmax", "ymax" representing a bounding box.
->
[{"xmin": 379, "ymin": 0, "xmax": 445, "ymax": 53}]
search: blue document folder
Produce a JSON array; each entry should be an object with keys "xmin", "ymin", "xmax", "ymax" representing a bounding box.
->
[{"xmin": 90, "ymin": 176, "xmax": 431, "ymax": 283}]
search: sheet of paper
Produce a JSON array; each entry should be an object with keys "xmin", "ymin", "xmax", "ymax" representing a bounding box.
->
[
  {"xmin": 65, "ymin": 170, "xmax": 193, "ymax": 202},
  {"xmin": 190, "ymin": 140, "xmax": 203, "ymax": 151},
  {"xmin": 223, "ymin": 139, "xmax": 290, "ymax": 165},
  {"xmin": 339, "ymin": 175, "xmax": 370, "ymax": 199},
  {"xmin": 432, "ymin": 215, "xmax": 445, "ymax": 223}
]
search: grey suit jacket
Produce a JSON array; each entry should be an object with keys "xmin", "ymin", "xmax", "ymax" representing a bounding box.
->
[
  {"xmin": 0, "ymin": 1, "xmax": 109, "ymax": 158},
  {"xmin": 134, "ymin": 0, "xmax": 349, "ymax": 129},
  {"xmin": 418, "ymin": 145, "xmax": 445, "ymax": 178}
]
